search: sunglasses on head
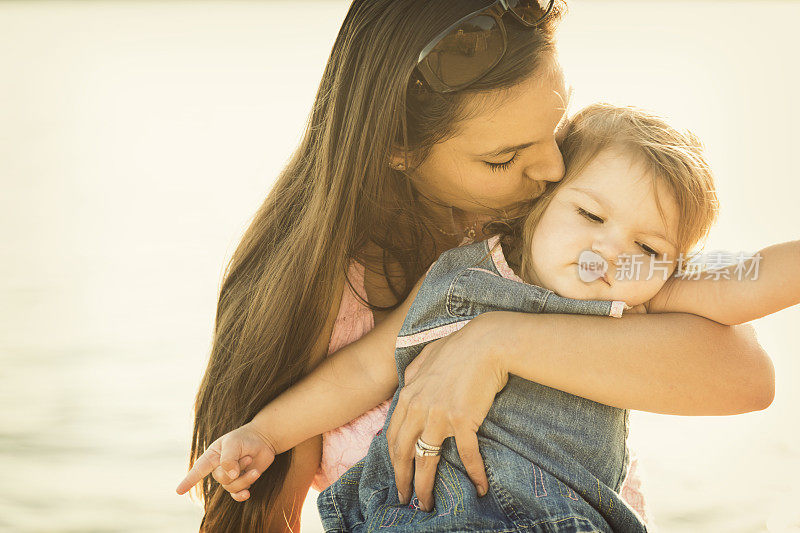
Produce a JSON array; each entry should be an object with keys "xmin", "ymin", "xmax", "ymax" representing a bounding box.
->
[{"xmin": 415, "ymin": 0, "xmax": 556, "ymax": 94}]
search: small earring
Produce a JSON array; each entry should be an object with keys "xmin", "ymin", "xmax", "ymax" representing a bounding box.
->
[{"xmin": 391, "ymin": 162, "xmax": 406, "ymax": 171}]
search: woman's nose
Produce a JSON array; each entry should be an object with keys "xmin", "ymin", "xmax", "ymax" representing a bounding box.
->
[{"xmin": 524, "ymin": 140, "xmax": 564, "ymax": 183}]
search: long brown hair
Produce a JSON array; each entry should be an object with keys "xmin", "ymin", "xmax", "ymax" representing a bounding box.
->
[{"xmin": 189, "ymin": 1, "xmax": 566, "ymax": 531}]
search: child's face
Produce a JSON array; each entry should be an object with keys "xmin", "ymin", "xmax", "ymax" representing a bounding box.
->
[{"xmin": 527, "ymin": 147, "xmax": 680, "ymax": 307}]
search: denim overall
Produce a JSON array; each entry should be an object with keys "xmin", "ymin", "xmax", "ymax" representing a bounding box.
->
[{"xmin": 317, "ymin": 235, "xmax": 646, "ymax": 532}]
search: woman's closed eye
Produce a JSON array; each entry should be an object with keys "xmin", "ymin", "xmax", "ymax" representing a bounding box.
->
[
  {"xmin": 577, "ymin": 207, "xmax": 662, "ymax": 256},
  {"xmin": 484, "ymin": 153, "xmax": 518, "ymax": 172}
]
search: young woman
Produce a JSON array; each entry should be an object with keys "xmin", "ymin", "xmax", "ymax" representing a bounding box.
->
[{"xmin": 180, "ymin": 2, "xmax": 774, "ymax": 531}]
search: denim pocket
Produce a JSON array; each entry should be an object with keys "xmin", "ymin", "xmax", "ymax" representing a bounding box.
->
[
  {"xmin": 430, "ymin": 460, "xmax": 467, "ymax": 517},
  {"xmin": 484, "ymin": 456, "xmax": 613, "ymax": 532},
  {"xmin": 369, "ymin": 459, "xmax": 466, "ymax": 526},
  {"xmin": 447, "ymin": 267, "xmax": 549, "ymax": 318}
]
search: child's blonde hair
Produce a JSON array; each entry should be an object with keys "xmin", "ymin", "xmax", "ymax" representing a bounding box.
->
[{"xmin": 509, "ymin": 103, "xmax": 720, "ymax": 283}]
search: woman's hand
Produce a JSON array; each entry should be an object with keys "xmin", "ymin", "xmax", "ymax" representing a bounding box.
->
[
  {"xmin": 175, "ymin": 421, "xmax": 277, "ymax": 502},
  {"xmin": 386, "ymin": 314, "xmax": 506, "ymax": 512}
]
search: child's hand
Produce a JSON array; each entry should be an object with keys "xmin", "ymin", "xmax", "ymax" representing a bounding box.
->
[
  {"xmin": 175, "ymin": 421, "xmax": 277, "ymax": 502},
  {"xmin": 626, "ymin": 304, "xmax": 648, "ymax": 314}
]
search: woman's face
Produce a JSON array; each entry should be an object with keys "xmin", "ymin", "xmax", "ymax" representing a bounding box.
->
[
  {"xmin": 527, "ymin": 147, "xmax": 681, "ymax": 307},
  {"xmin": 410, "ymin": 63, "xmax": 570, "ymax": 217}
]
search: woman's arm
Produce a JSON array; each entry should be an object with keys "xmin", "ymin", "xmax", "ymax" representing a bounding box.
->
[
  {"xmin": 647, "ymin": 240, "xmax": 800, "ymax": 325},
  {"xmin": 387, "ymin": 308, "xmax": 774, "ymax": 509},
  {"xmin": 486, "ymin": 310, "xmax": 774, "ymax": 415}
]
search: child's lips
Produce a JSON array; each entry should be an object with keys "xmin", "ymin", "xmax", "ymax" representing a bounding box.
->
[{"xmin": 574, "ymin": 261, "xmax": 611, "ymax": 286}]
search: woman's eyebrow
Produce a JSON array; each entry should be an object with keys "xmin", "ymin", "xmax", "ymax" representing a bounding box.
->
[
  {"xmin": 477, "ymin": 87, "xmax": 573, "ymax": 158},
  {"xmin": 477, "ymin": 141, "xmax": 537, "ymax": 158}
]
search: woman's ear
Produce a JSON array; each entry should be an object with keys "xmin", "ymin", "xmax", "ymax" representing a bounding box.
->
[{"xmin": 388, "ymin": 145, "xmax": 415, "ymax": 172}]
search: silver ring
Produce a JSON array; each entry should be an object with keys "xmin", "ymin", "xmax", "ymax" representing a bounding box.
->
[{"xmin": 415, "ymin": 438, "xmax": 442, "ymax": 457}]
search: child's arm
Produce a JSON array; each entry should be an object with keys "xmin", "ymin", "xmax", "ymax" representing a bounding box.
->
[
  {"xmin": 646, "ymin": 240, "xmax": 800, "ymax": 325},
  {"xmin": 252, "ymin": 307, "xmax": 400, "ymax": 452},
  {"xmin": 251, "ymin": 272, "xmax": 427, "ymax": 454},
  {"xmin": 176, "ymin": 272, "xmax": 427, "ymax": 499}
]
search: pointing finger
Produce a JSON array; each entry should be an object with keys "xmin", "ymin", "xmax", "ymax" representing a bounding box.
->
[{"xmin": 176, "ymin": 447, "xmax": 220, "ymax": 495}]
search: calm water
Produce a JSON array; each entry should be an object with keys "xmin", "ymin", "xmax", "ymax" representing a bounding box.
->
[{"xmin": 1, "ymin": 1, "xmax": 798, "ymax": 532}]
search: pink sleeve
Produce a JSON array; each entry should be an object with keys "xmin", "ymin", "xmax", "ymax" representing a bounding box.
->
[{"xmin": 312, "ymin": 259, "xmax": 392, "ymax": 492}]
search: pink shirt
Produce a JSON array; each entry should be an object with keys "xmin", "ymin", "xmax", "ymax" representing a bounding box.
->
[
  {"xmin": 311, "ymin": 258, "xmax": 391, "ymax": 491},
  {"xmin": 312, "ymin": 254, "xmax": 655, "ymax": 529}
]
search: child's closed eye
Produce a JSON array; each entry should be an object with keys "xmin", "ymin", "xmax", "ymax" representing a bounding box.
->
[
  {"xmin": 576, "ymin": 206, "xmax": 603, "ymax": 223},
  {"xmin": 577, "ymin": 207, "xmax": 661, "ymax": 256},
  {"xmin": 637, "ymin": 242, "xmax": 660, "ymax": 256}
]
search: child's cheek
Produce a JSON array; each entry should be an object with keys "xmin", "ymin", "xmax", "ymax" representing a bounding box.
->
[{"xmin": 616, "ymin": 269, "xmax": 673, "ymax": 307}]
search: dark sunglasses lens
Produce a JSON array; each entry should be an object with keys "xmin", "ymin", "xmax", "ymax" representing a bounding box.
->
[
  {"xmin": 422, "ymin": 15, "xmax": 504, "ymax": 89},
  {"xmin": 507, "ymin": 0, "xmax": 554, "ymax": 25}
]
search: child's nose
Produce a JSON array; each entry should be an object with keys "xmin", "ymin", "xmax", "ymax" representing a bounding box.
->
[{"xmin": 592, "ymin": 237, "xmax": 625, "ymax": 269}]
